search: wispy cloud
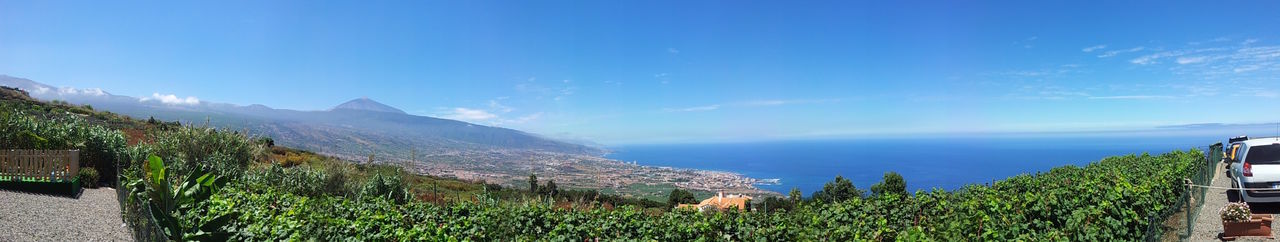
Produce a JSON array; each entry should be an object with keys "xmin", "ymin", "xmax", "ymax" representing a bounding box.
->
[
  {"xmin": 442, "ymin": 107, "xmax": 497, "ymax": 121},
  {"xmin": 667, "ymin": 48, "xmax": 680, "ymax": 54},
  {"xmin": 654, "ymin": 73, "xmax": 670, "ymax": 84},
  {"xmin": 1082, "ymin": 45, "xmax": 1107, "ymax": 52},
  {"xmin": 509, "ymin": 112, "xmax": 543, "ymax": 124},
  {"xmin": 488, "ymin": 99, "xmax": 514, "ymax": 113},
  {"xmin": 515, "ymin": 77, "xmax": 576, "ymax": 101},
  {"xmin": 1130, "ymin": 47, "xmax": 1228, "ymax": 65},
  {"xmin": 140, "ymin": 93, "xmax": 200, "ymax": 105},
  {"xmin": 1130, "ymin": 41, "xmax": 1280, "ymax": 81},
  {"xmin": 664, "ymin": 105, "xmax": 720, "ymax": 112},
  {"xmin": 1098, "ymin": 46, "xmax": 1144, "ymax": 58},
  {"xmin": 735, "ymin": 98, "xmax": 842, "ymax": 107},
  {"xmin": 554, "ymin": 86, "xmax": 577, "ymax": 101},
  {"xmin": 55, "ymin": 87, "xmax": 107, "ymax": 96},
  {"xmin": 664, "ymin": 98, "xmax": 842, "ymax": 112},
  {"xmin": 1176, "ymin": 56, "xmax": 1208, "ymax": 64}
]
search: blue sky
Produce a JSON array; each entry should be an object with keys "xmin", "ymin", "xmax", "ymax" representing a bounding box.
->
[{"xmin": 3, "ymin": 1, "xmax": 1280, "ymax": 144}]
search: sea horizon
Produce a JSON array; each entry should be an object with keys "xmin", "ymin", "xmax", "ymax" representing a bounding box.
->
[{"xmin": 606, "ymin": 134, "xmax": 1230, "ymax": 195}]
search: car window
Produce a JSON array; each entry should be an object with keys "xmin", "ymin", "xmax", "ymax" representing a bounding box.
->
[
  {"xmin": 1231, "ymin": 144, "xmax": 1242, "ymax": 160},
  {"xmin": 1245, "ymin": 144, "xmax": 1280, "ymax": 164}
]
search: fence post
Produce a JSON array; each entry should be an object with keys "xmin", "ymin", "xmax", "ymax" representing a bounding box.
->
[{"xmin": 1185, "ymin": 178, "xmax": 1193, "ymax": 236}]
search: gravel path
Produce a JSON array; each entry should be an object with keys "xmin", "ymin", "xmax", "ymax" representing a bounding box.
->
[
  {"xmin": 1189, "ymin": 162, "xmax": 1280, "ymax": 241},
  {"xmin": 0, "ymin": 188, "xmax": 132, "ymax": 242}
]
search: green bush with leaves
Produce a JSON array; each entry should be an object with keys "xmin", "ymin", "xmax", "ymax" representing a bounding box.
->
[
  {"xmin": 359, "ymin": 172, "xmax": 411, "ymax": 204},
  {"xmin": 125, "ymin": 155, "xmax": 237, "ymax": 241},
  {"xmin": 245, "ymin": 163, "xmax": 332, "ymax": 197},
  {"xmin": 78, "ymin": 167, "xmax": 99, "ymax": 188},
  {"xmin": 144, "ymin": 125, "xmax": 264, "ymax": 180}
]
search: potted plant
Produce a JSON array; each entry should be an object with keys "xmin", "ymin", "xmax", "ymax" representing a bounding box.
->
[{"xmin": 1221, "ymin": 202, "xmax": 1273, "ymax": 240}]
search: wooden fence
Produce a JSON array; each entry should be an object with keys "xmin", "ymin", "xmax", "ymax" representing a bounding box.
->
[{"xmin": 0, "ymin": 150, "xmax": 79, "ymax": 182}]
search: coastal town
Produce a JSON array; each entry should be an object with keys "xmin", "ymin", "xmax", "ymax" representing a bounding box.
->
[{"xmin": 393, "ymin": 148, "xmax": 779, "ymax": 198}]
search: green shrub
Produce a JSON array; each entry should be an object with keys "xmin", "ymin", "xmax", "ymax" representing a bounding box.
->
[
  {"xmin": 137, "ymin": 124, "xmax": 265, "ymax": 180},
  {"xmin": 245, "ymin": 163, "xmax": 330, "ymax": 197},
  {"xmin": 359, "ymin": 172, "xmax": 410, "ymax": 204},
  {"xmin": 78, "ymin": 167, "xmax": 99, "ymax": 188},
  {"xmin": 321, "ymin": 164, "xmax": 350, "ymax": 197}
]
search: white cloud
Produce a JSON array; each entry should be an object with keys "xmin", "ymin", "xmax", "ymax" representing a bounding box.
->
[
  {"xmin": 1130, "ymin": 47, "xmax": 1228, "ymax": 65},
  {"xmin": 83, "ymin": 88, "xmax": 106, "ymax": 96},
  {"xmin": 664, "ymin": 105, "xmax": 720, "ymax": 112},
  {"xmin": 1082, "ymin": 45, "xmax": 1107, "ymax": 52},
  {"xmin": 443, "ymin": 108, "xmax": 497, "ymax": 121},
  {"xmin": 667, "ymin": 48, "xmax": 680, "ymax": 54},
  {"xmin": 1176, "ymin": 56, "xmax": 1208, "ymax": 64},
  {"xmin": 140, "ymin": 93, "xmax": 200, "ymax": 105},
  {"xmin": 1098, "ymin": 47, "xmax": 1144, "ymax": 58},
  {"xmin": 1244, "ymin": 39, "xmax": 1260, "ymax": 45},
  {"xmin": 55, "ymin": 87, "xmax": 106, "ymax": 96},
  {"xmin": 32, "ymin": 86, "xmax": 49, "ymax": 94}
]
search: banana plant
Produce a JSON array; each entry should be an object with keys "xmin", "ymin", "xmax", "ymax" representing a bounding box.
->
[{"xmin": 139, "ymin": 154, "xmax": 237, "ymax": 241}]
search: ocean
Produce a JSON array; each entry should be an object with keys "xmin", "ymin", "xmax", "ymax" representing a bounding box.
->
[{"xmin": 605, "ymin": 135, "xmax": 1225, "ymax": 195}]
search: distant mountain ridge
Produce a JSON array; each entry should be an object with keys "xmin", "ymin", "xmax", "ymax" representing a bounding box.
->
[{"xmin": 0, "ymin": 75, "xmax": 604, "ymax": 161}]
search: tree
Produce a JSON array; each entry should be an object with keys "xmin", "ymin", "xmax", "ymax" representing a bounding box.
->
[
  {"xmin": 870, "ymin": 171, "xmax": 908, "ymax": 197},
  {"xmin": 788, "ymin": 187, "xmax": 803, "ymax": 205},
  {"xmin": 667, "ymin": 188, "xmax": 697, "ymax": 207},
  {"xmin": 529, "ymin": 174, "xmax": 538, "ymax": 193},
  {"xmin": 543, "ymin": 180, "xmax": 558, "ymax": 197},
  {"xmin": 811, "ymin": 175, "xmax": 863, "ymax": 203}
]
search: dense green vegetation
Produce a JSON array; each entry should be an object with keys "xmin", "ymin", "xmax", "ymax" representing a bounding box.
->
[{"xmin": 1, "ymin": 88, "xmax": 1207, "ymax": 240}]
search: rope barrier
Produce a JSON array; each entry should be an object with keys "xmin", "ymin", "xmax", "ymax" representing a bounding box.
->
[
  {"xmin": 1183, "ymin": 177, "xmax": 1280, "ymax": 191},
  {"xmin": 1185, "ymin": 183, "xmax": 1280, "ymax": 191}
]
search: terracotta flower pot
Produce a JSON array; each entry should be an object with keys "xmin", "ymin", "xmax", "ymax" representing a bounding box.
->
[{"xmin": 1223, "ymin": 214, "xmax": 1274, "ymax": 240}]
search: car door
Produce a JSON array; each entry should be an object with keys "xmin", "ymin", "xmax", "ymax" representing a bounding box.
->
[{"xmin": 1230, "ymin": 144, "xmax": 1247, "ymax": 181}]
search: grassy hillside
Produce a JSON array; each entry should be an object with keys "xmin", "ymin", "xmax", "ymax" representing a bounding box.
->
[{"xmin": 2, "ymin": 86, "xmax": 1214, "ymax": 240}]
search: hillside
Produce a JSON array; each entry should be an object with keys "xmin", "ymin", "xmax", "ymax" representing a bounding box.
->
[
  {"xmin": 0, "ymin": 75, "xmax": 603, "ymax": 161},
  {"xmin": 1, "ymin": 84, "xmax": 1219, "ymax": 240}
]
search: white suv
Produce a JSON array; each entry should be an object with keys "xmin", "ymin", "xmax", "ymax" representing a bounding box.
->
[{"xmin": 1229, "ymin": 137, "xmax": 1280, "ymax": 203}]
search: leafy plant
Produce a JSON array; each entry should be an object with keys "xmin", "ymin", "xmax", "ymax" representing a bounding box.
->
[
  {"xmin": 359, "ymin": 172, "xmax": 410, "ymax": 204},
  {"xmin": 138, "ymin": 154, "xmax": 237, "ymax": 241},
  {"xmin": 78, "ymin": 167, "xmax": 99, "ymax": 188}
]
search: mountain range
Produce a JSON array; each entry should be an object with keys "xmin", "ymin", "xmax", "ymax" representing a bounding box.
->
[{"xmin": 0, "ymin": 75, "xmax": 604, "ymax": 162}]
